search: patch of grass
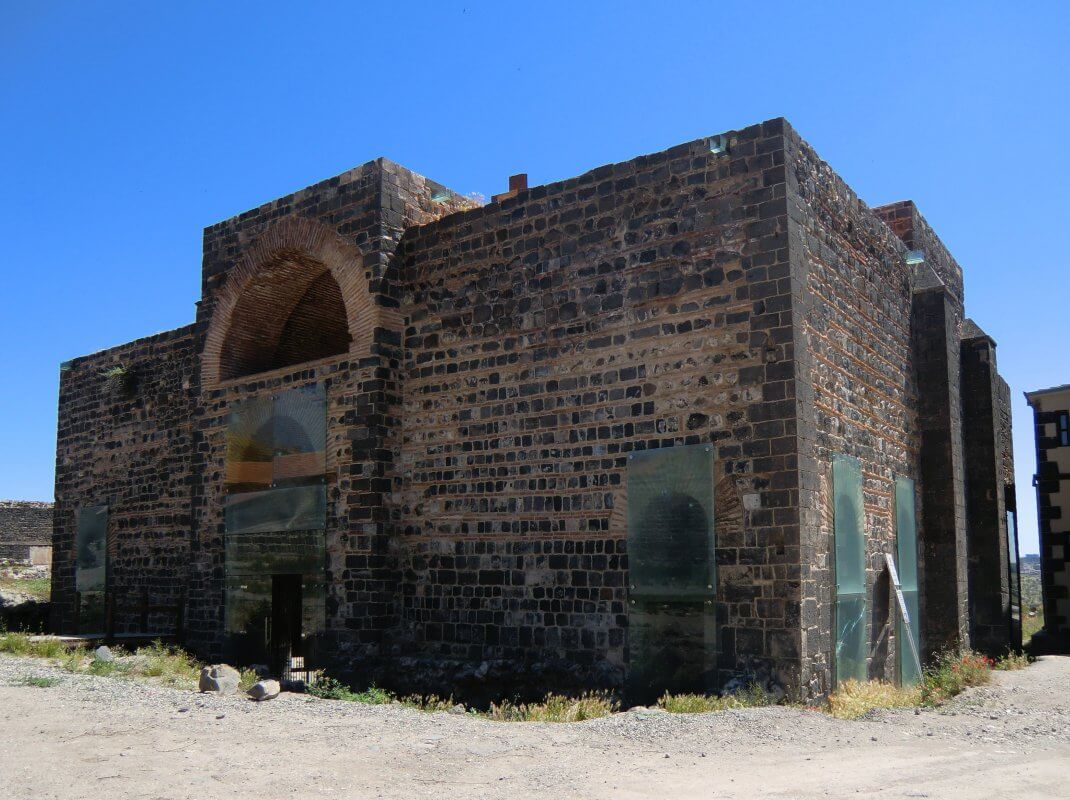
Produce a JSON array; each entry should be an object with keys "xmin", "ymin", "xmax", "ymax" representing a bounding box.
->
[
  {"xmin": 1022, "ymin": 610, "xmax": 1044, "ymax": 642},
  {"xmin": 487, "ymin": 691, "xmax": 618, "ymax": 722},
  {"xmin": 18, "ymin": 675, "xmax": 60, "ymax": 688},
  {"xmin": 919, "ymin": 650, "xmax": 992, "ymax": 706},
  {"xmin": 87, "ymin": 657, "xmax": 127, "ymax": 677},
  {"xmin": 994, "ymin": 650, "xmax": 1032, "ymax": 671},
  {"xmin": 827, "ymin": 680, "xmax": 921, "ymax": 719},
  {"xmin": 399, "ymin": 693, "xmax": 457, "ymax": 712},
  {"xmin": 658, "ymin": 683, "xmax": 776, "ymax": 713},
  {"xmin": 0, "ymin": 631, "xmax": 68, "ymax": 659},
  {"xmin": 306, "ymin": 676, "xmax": 394, "ymax": 703},
  {"xmin": 136, "ymin": 641, "xmax": 201, "ymax": 687},
  {"xmin": 237, "ymin": 667, "xmax": 260, "ymax": 691},
  {"xmin": 0, "ymin": 576, "xmax": 51, "ymax": 601}
]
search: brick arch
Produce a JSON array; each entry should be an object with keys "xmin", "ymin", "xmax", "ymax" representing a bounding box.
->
[{"xmin": 201, "ymin": 217, "xmax": 396, "ymax": 385}]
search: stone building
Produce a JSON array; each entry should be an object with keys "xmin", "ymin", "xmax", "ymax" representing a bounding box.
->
[
  {"xmin": 52, "ymin": 118, "xmax": 1019, "ymax": 701},
  {"xmin": 1025, "ymin": 385, "xmax": 1070, "ymax": 653},
  {"xmin": 0, "ymin": 501, "xmax": 53, "ymax": 565}
]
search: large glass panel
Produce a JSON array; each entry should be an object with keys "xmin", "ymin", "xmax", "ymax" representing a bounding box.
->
[
  {"xmin": 225, "ymin": 528, "xmax": 325, "ymax": 576},
  {"xmin": 1006, "ymin": 508, "xmax": 1021, "ymax": 647},
  {"xmin": 78, "ymin": 591, "xmax": 106, "ymax": 634},
  {"xmin": 895, "ymin": 477, "xmax": 921, "ymax": 686},
  {"xmin": 300, "ymin": 578, "xmax": 327, "ymax": 666},
  {"xmin": 222, "ymin": 383, "xmax": 327, "ymax": 671},
  {"xmin": 627, "ymin": 444, "xmax": 715, "ymax": 597},
  {"xmin": 226, "ymin": 396, "xmax": 273, "ymax": 494},
  {"xmin": 833, "ymin": 455, "xmax": 867, "ymax": 685},
  {"xmin": 626, "ymin": 444, "xmax": 716, "ymax": 702},
  {"xmin": 224, "ymin": 574, "xmax": 272, "ymax": 664},
  {"xmin": 224, "ymin": 485, "xmax": 326, "ymax": 535},
  {"xmin": 75, "ymin": 506, "xmax": 108, "ymax": 593},
  {"xmin": 272, "ymin": 383, "xmax": 326, "ymax": 487}
]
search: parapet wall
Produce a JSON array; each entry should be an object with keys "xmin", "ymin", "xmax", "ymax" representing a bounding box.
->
[{"xmin": 0, "ymin": 501, "xmax": 53, "ymax": 562}]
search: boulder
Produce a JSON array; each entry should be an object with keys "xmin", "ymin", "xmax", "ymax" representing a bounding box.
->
[
  {"xmin": 94, "ymin": 645, "xmax": 115, "ymax": 663},
  {"xmin": 199, "ymin": 664, "xmax": 241, "ymax": 694},
  {"xmin": 247, "ymin": 679, "xmax": 280, "ymax": 702}
]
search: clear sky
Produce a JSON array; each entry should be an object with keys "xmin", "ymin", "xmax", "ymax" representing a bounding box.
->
[{"xmin": 1, "ymin": 1, "xmax": 1066, "ymax": 553}]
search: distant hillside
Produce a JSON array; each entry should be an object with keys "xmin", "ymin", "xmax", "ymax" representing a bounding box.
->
[{"xmin": 1021, "ymin": 573, "xmax": 1043, "ymax": 610}]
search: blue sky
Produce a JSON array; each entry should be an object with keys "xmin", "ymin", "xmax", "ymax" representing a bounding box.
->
[{"xmin": 1, "ymin": 1, "xmax": 1065, "ymax": 553}]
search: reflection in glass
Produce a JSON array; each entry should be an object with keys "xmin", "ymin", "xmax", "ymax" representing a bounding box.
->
[
  {"xmin": 225, "ymin": 528, "xmax": 325, "ymax": 576},
  {"xmin": 272, "ymin": 384, "xmax": 326, "ymax": 487},
  {"xmin": 225, "ymin": 396, "xmax": 273, "ymax": 493},
  {"xmin": 1006, "ymin": 508, "xmax": 1021, "ymax": 646},
  {"xmin": 626, "ymin": 444, "xmax": 716, "ymax": 701},
  {"xmin": 79, "ymin": 591, "xmax": 106, "ymax": 634},
  {"xmin": 224, "ymin": 575, "xmax": 271, "ymax": 664},
  {"xmin": 895, "ymin": 477, "xmax": 921, "ymax": 685},
  {"xmin": 833, "ymin": 455, "xmax": 867, "ymax": 685},
  {"xmin": 224, "ymin": 485, "xmax": 326, "ymax": 535},
  {"xmin": 75, "ymin": 506, "xmax": 108, "ymax": 593}
]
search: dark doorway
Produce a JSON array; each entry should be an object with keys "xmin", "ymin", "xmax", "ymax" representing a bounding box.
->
[{"xmin": 270, "ymin": 574, "xmax": 303, "ymax": 677}]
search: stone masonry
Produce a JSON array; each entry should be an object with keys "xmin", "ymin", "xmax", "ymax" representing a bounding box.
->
[
  {"xmin": 1025, "ymin": 384, "xmax": 1070, "ymax": 653},
  {"xmin": 0, "ymin": 501, "xmax": 53, "ymax": 564},
  {"xmin": 52, "ymin": 118, "xmax": 1019, "ymax": 700}
]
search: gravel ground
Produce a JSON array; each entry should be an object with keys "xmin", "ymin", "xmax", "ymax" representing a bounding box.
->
[{"xmin": 0, "ymin": 653, "xmax": 1067, "ymax": 799}]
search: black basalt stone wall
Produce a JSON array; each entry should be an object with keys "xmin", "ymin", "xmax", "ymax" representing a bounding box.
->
[
  {"xmin": 911, "ymin": 286, "xmax": 970, "ymax": 658},
  {"xmin": 0, "ymin": 501, "xmax": 52, "ymax": 562},
  {"xmin": 961, "ymin": 330, "xmax": 1012, "ymax": 656},
  {"xmin": 49, "ymin": 116, "xmax": 1017, "ymax": 701}
]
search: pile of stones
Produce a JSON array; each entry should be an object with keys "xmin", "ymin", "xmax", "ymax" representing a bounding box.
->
[{"xmin": 199, "ymin": 664, "xmax": 280, "ymax": 702}]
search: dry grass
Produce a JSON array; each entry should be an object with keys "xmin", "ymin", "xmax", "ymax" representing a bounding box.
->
[
  {"xmin": 919, "ymin": 650, "xmax": 992, "ymax": 705},
  {"xmin": 0, "ymin": 631, "xmax": 68, "ymax": 659},
  {"xmin": 1, "ymin": 632, "xmax": 258, "ymax": 691},
  {"xmin": 657, "ymin": 684, "xmax": 776, "ymax": 713},
  {"xmin": 487, "ymin": 692, "xmax": 618, "ymax": 722},
  {"xmin": 994, "ymin": 650, "xmax": 1032, "ymax": 671},
  {"xmin": 827, "ymin": 680, "xmax": 921, "ymax": 719}
]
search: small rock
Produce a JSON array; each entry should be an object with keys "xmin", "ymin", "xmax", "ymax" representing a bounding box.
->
[
  {"xmin": 94, "ymin": 646, "xmax": 115, "ymax": 662},
  {"xmin": 247, "ymin": 679, "xmax": 280, "ymax": 701},
  {"xmin": 448, "ymin": 704, "xmax": 467, "ymax": 715},
  {"xmin": 199, "ymin": 664, "xmax": 240, "ymax": 695},
  {"xmin": 177, "ymin": 707, "xmax": 189, "ymax": 713},
  {"xmin": 216, "ymin": 714, "xmax": 225, "ymax": 720}
]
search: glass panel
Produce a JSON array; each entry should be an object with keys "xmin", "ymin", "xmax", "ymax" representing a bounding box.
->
[
  {"xmin": 272, "ymin": 383, "xmax": 326, "ymax": 487},
  {"xmin": 78, "ymin": 591, "xmax": 106, "ymax": 634},
  {"xmin": 1006, "ymin": 509, "xmax": 1021, "ymax": 644},
  {"xmin": 627, "ymin": 598, "xmax": 717, "ymax": 701},
  {"xmin": 75, "ymin": 506, "xmax": 108, "ymax": 593},
  {"xmin": 225, "ymin": 529, "xmax": 325, "ymax": 576},
  {"xmin": 835, "ymin": 594, "xmax": 867, "ymax": 683},
  {"xmin": 226, "ymin": 396, "xmax": 273, "ymax": 494},
  {"xmin": 895, "ymin": 477, "xmax": 921, "ymax": 685},
  {"xmin": 627, "ymin": 444, "xmax": 715, "ymax": 597},
  {"xmin": 900, "ymin": 590, "xmax": 920, "ymax": 684},
  {"xmin": 224, "ymin": 485, "xmax": 326, "ymax": 535},
  {"xmin": 224, "ymin": 574, "xmax": 272, "ymax": 665},
  {"xmin": 300, "ymin": 579, "xmax": 327, "ymax": 667},
  {"xmin": 833, "ymin": 455, "xmax": 867, "ymax": 685},
  {"xmin": 626, "ymin": 444, "xmax": 716, "ymax": 701}
]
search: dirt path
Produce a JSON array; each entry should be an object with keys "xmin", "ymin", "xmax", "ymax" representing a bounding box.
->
[{"xmin": 1, "ymin": 655, "xmax": 1067, "ymax": 799}]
